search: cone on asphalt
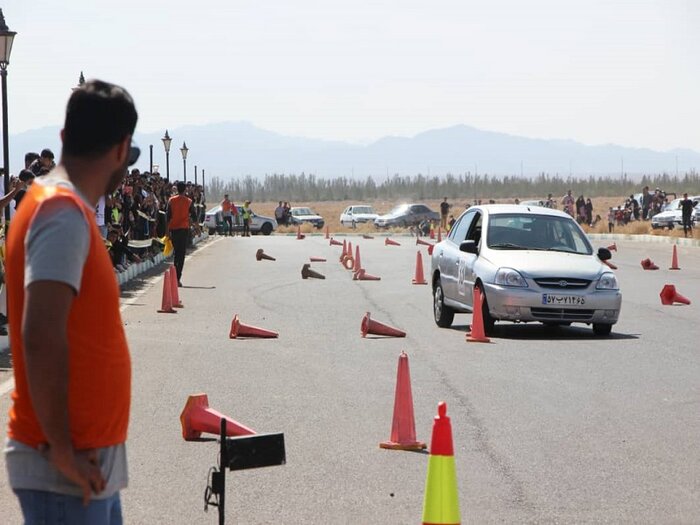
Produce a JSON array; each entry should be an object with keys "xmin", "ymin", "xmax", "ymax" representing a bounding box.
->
[
  {"xmin": 380, "ymin": 352, "xmax": 426, "ymax": 451},
  {"xmin": 385, "ymin": 238, "xmax": 401, "ymax": 246},
  {"xmin": 180, "ymin": 393, "xmax": 256, "ymax": 441},
  {"xmin": 428, "ymin": 244, "xmax": 435, "ymax": 256},
  {"xmin": 296, "ymin": 225, "xmax": 305, "ymax": 240},
  {"xmin": 659, "ymin": 284, "xmax": 690, "ymax": 305},
  {"xmin": 325, "ymin": 225, "xmax": 330, "ymax": 239},
  {"xmin": 310, "ymin": 256, "xmax": 327, "ymax": 262},
  {"xmin": 669, "ymin": 244, "xmax": 680, "ymax": 270},
  {"xmin": 362, "ymin": 234, "xmax": 374, "ymax": 239},
  {"xmin": 356, "ymin": 269, "xmax": 381, "ymax": 281},
  {"xmin": 340, "ymin": 240, "xmax": 348, "ymax": 262},
  {"xmin": 353, "ymin": 245, "xmax": 362, "ymax": 273},
  {"xmin": 361, "ymin": 312, "xmax": 405, "ymax": 337},
  {"xmin": 417, "ymin": 237, "xmax": 434, "ymax": 247},
  {"xmin": 641, "ymin": 258, "xmax": 659, "ymax": 270},
  {"xmin": 302, "ymin": 263, "xmax": 326, "ymax": 280},
  {"xmin": 607, "ymin": 242, "xmax": 617, "ymax": 252},
  {"xmin": 169, "ymin": 266, "xmax": 183, "ymax": 308},
  {"xmin": 256, "ymin": 248, "xmax": 276, "ymax": 261},
  {"xmin": 157, "ymin": 269, "xmax": 177, "ymax": 313},
  {"xmin": 602, "ymin": 260, "xmax": 618, "ymax": 270},
  {"xmin": 421, "ymin": 402, "xmax": 461, "ymax": 525},
  {"xmin": 229, "ymin": 314, "xmax": 279, "ymax": 338},
  {"xmin": 429, "ymin": 224, "xmax": 435, "ymax": 240},
  {"xmin": 412, "ymin": 251, "xmax": 428, "ymax": 285},
  {"xmin": 466, "ymin": 286, "xmax": 491, "ymax": 343},
  {"xmin": 330, "ymin": 238, "xmax": 343, "ymax": 246}
]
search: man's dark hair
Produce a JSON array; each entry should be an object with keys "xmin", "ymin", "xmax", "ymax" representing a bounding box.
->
[
  {"xmin": 177, "ymin": 182, "xmax": 186, "ymax": 194},
  {"xmin": 40, "ymin": 148, "xmax": 54, "ymax": 160},
  {"xmin": 25, "ymin": 152, "xmax": 39, "ymax": 165},
  {"xmin": 18, "ymin": 169, "xmax": 35, "ymax": 182},
  {"xmin": 63, "ymin": 79, "xmax": 138, "ymax": 158}
]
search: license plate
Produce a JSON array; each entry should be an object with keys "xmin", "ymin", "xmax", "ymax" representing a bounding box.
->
[{"xmin": 542, "ymin": 294, "xmax": 586, "ymax": 306}]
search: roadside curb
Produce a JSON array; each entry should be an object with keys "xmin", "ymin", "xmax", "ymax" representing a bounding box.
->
[{"xmin": 588, "ymin": 233, "xmax": 700, "ymax": 248}]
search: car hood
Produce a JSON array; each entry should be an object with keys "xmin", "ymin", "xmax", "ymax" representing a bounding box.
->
[
  {"xmin": 376, "ymin": 212, "xmax": 405, "ymax": 220},
  {"xmin": 483, "ymin": 249, "xmax": 606, "ymax": 279},
  {"xmin": 652, "ymin": 210, "xmax": 678, "ymax": 220}
]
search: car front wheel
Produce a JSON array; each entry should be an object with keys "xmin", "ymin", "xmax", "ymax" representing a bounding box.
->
[
  {"xmin": 433, "ymin": 278, "xmax": 455, "ymax": 328},
  {"xmin": 261, "ymin": 222, "xmax": 273, "ymax": 236},
  {"xmin": 476, "ymin": 284, "xmax": 496, "ymax": 336},
  {"xmin": 592, "ymin": 323, "xmax": 613, "ymax": 336}
]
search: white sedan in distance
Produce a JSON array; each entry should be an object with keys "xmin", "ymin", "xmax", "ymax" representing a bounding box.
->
[{"xmin": 339, "ymin": 205, "xmax": 379, "ymax": 228}]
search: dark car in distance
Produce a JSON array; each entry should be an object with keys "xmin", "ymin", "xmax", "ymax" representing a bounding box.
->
[{"xmin": 374, "ymin": 203, "xmax": 440, "ymax": 228}]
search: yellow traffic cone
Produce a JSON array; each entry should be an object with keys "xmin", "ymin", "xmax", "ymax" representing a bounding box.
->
[{"xmin": 422, "ymin": 402, "xmax": 460, "ymax": 525}]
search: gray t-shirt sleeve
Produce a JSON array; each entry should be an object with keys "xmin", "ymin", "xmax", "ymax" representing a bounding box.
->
[{"xmin": 24, "ymin": 197, "xmax": 90, "ymax": 294}]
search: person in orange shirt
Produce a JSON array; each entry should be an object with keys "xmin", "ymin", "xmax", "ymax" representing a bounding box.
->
[
  {"xmin": 167, "ymin": 181, "xmax": 194, "ymax": 286},
  {"xmin": 220, "ymin": 194, "xmax": 233, "ymax": 236},
  {"xmin": 4, "ymin": 79, "xmax": 138, "ymax": 522}
]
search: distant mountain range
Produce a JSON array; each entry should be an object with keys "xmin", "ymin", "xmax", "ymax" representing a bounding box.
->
[{"xmin": 6, "ymin": 122, "xmax": 700, "ymax": 181}]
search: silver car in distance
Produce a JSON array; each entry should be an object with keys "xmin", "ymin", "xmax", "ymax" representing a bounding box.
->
[{"xmin": 430, "ymin": 205, "xmax": 621, "ymax": 337}]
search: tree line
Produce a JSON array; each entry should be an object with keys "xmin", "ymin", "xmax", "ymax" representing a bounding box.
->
[{"xmin": 204, "ymin": 171, "xmax": 700, "ymax": 203}]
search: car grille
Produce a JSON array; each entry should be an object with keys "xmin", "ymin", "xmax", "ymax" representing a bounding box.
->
[
  {"xmin": 530, "ymin": 308, "xmax": 594, "ymax": 321},
  {"xmin": 534, "ymin": 278, "xmax": 591, "ymax": 289}
]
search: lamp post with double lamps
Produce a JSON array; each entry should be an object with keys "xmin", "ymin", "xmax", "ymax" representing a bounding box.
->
[
  {"xmin": 180, "ymin": 141, "xmax": 189, "ymax": 183},
  {"xmin": 0, "ymin": 9, "xmax": 16, "ymax": 226},
  {"xmin": 161, "ymin": 130, "xmax": 172, "ymax": 182}
]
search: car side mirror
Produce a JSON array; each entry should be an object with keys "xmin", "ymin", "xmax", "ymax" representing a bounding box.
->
[
  {"xmin": 597, "ymin": 247, "xmax": 612, "ymax": 261},
  {"xmin": 460, "ymin": 240, "xmax": 479, "ymax": 255}
]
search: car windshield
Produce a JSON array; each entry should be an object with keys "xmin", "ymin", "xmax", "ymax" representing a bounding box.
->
[
  {"xmin": 664, "ymin": 199, "xmax": 681, "ymax": 211},
  {"xmin": 487, "ymin": 214, "xmax": 592, "ymax": 255},
  {"xmin": 388, "ymin": 204, "xmax": 410, "ymax": 215},
  {"xmin": 353, "ymin": 206, "xmax": 374, "ymax": 214},
  {"xmin": 292, "ymin": 208, "xmax": 314, "ymax": 216}
]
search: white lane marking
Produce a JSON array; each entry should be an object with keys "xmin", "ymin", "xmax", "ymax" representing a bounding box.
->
[{"xmin": 0, "ymin": 236, "xmax": 224, "ymax": 398}]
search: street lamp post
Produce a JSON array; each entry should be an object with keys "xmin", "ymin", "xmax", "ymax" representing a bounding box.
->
[
  {"xmin": 194, "ymin": 165, "xmax": 198, "ymax": 186},
  {"xmin": 161, "ymin": 130, "xmax": 172, "ymax": 182},
  {"xmin": 202, "ymin": 169, "xmax": 205, "ymax": 197},
  {"xmin": 180, "ymin": 141, "xmax": 189, "ymax": 183},
  {"xmin": 149, "ymin": 145, "xmax": 153, "ymax": 173},
  {"xmin": 0, "ymin": 9, "xmax": 16, "ymax": 226}
]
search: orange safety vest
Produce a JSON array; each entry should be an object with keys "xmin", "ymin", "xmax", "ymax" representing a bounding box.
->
[
  {"xmin": 221, "ymin": 199, "xmax": 232, "ymax": 214},
  {"xmin": 6, "ymin": 183, "xmax": 131, "ymax": 449},
  {"xmin": 168, "ymin": 194, "xmax": 192, "ymax": 230}
]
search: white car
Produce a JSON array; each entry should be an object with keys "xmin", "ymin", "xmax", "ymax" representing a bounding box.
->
[
  {"xmin": 289, "ymin": 207, "xmax": 325, "ymax": 229},
  {"xmin": 204, "ymin": 205, "xmax": 277, "ymax": 235},
  {"xmin": 651, "ymin": 196, "xmax": 700, "ymax": 229},
  {"xmin": 339, "ymin": 205, "xmax": 379, "ymax": 228}
]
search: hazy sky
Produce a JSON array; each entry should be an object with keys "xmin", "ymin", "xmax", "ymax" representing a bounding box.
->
[{"xmin": 4, "ymin": 0, "xmax": 699, "ymax": 150}]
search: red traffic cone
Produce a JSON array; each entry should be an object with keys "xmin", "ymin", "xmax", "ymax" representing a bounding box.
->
[
  {"xmin": 641, "ymin": 258, "xmax": 659, "ymax": 270},
  {"xmin": 421, "ymin": 402, "xmax": 461, "ymax": 525},
  {"xmin": 357, "ymin": 269, "xmax": 381, "ymax": 281},
  {"xmin": 385, "ymin": 238, "xmax": 401, "ymax": 246},
  {"xmin": 669, "ymin": 244, "xmax": 680, "ymax": 270},
  {"xmin": 602, "ymin": 260, "xmax": 618, "ymax": 270},
  {"xmin": 256, "ymin": 248, "xmax": 276, "ymax": 261},
  {"xmin": 607, "ymin": 243, "xmax": 617, "ymax": 252},
  {"xmin": 659, "ymin": 284, "xmax": 691, "ymax": 305},
  {"xmin": 310, "ymin": 256, "xmax": 327, "ymax": 262},
  {"xmin": 347, "ymin": 242, "xmax": 353, "ymax": 262},
  {"xmin": 169, "ymin": 266, "xmax": 183, "ymax": 308},
  {"xmin": 428, "ymin": 244, "xmax": 435, "ymax": 256},
  {"xmin": 417, "ymin": 237, "xmax": 434, "ymax": 247},
  {"xmin": 229, "ymin": 314, "xmax": 279, "ymax": 338},
  {"xmin": 412, "ymin": 251, "xmax": 428, "ymax": 285},
  {"xmin": 466, "ymin": 286, "xmax": 491, "ymax": 343},
  {"xmin": 296, "ymin": 225, "xmax": 305, "ymax": 240},
  {"xmin": 340, "ymin": 240, "xmax": 348, "ymax": 261},
  {"xmin": 362, "ymin": 234, "xmax": 374, "ymax": 239},
  {"xmin": 325, "ymin": 225, "xmax": 330, "ymax": 239},
  {"xmin": 361, "ymin": 312, "xmax": 405, "ymax": 337},
  {"xmin": 429, "ymin": 224, "xmax": 435, "ymax": 239},
  {"xmin": 157, "ymin": 269, "xmax": 177, "ymax": 313},
  {"xmin": 180, "ymin": 393, "xmax": 256, "ymax": 441},
  {"xmin": 437, "ymin": 227, "xmax": 442, "ymax": 242},
  {"xmin": 380, "ymin": 352, "xmax": 426, "ymax": 451},
  {"xmin": 302, "ymin": 263, "xmax": 326, "ymax": 279},
  {"xmin": 353, "ymin": 245, "xmax": 362, "ymax": 273},
  {"xmin": 330, "ymin": 238, "xmax": 343, "ymax": 246}
]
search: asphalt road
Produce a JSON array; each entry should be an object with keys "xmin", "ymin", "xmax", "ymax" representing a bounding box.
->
[{"xmin": 1, "ymin": 235, "xmax": 700, "ymax": 524}]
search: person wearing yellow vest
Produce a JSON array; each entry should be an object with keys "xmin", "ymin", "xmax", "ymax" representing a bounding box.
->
[
  {"xmin": 4, "ymin": 79, "xmax": 138, "ymax": 523},
  {"xmin": 167, "ymin": 181, "xmax": 194, "ymax": 286},
  {"xmin": 241, "ymin": 200, "xmax": 253, "ymax": 237}
]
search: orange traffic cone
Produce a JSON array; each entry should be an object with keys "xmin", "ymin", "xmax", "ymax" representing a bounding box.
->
[
  {"xmin": 362, "ymin": 234, "xmax": 374, "ymax": 239},
  {"xmin": 641, "ymin": 258, "xmax": 659, "ymax": 270},
  {"xmin": 437, "ymin": 227, "xmax": 442, "ymax": 242},
  {"xmin": 357, "ymin": 269, "xmax": 381, "ymax": 281},
  {"xmin": 330, "ymin": 238, "xmax": 343, "ymax": 246},
  {"xmin": 607, "ymin": 242, "xmax": 617, "ymax": 252},
  {"xmin": 429, "ymin": 224, "xmax": 435, "ymax": 240},
  {"xmin": 229, "ymin": 314, "xmax": 279, "ymax": 338},
  {"xmin": 325, "ymin": 225, "xmax": 330, "ymax": 239},
  {"xmin": 256, "ymin": 248, "xmax": 276, "ymax": 261},
  {"xmin": 659, "ymin": 284, "xmax": 690, "ymax": 305},
  {"xmin": 347, "ymin": 242, "xmax": 353, "ymax": 262},
  {"xmin": 603, "ymin": 260, "xmax": 618, "ymax": 270},
  {"xmin": 361, "ymin": 312, "xmax": 405, "ymax": 337},
  {"xmin": 428, "ymin": 244, "xmax": 435, "ymax": 256},
  {"xmin": 296, "ymin": 225, "xmax": 305, "ymax": 240},
  {"xmin": 380, "ymin": 352, "xmax": 426, "ymax": 451},
  {"xmin": 466, "ymin": 287, "xmax": 491, "ymax": 343},
  {"xmin": 669, "ymin": 244, "xmax": 680, "ymax": 270},
  {"xmin": 417, "ymin": 237, "xmax": 434, "ymax": 247},
  {"xmin": 385, "ymin": 238, "xmax": 401, "ymax": 246},
  {"xmin": 340, "ymin": 240, "xmax": 348, "ymax": 262},
  {"xmin": 169, "ymin": 266, "xmax": 183, "ymax": 308},
  {"xmin": 157, "ymin": 269, "xmax": 177, "ymax": 313},
  {"xmin": 310, "ymin": 256, "xmax": 327, "ymax": 262},
  {"xmin": 302, "ymin": 263, "xmax": 326, "ymax": 279},
  {"xmin": 421, "ymin": 402, "xmax": 461, "ymax": 525},
  {"xmin": 353, "ymin": 245, "xmax": 362, "ymax": 273},
  {"xmin": 180, "ymin": 393, "xmax": 256, "ymax": 441},
  {"xmin": 412, "ymin": 251, "xmax": 428, "ymax": 285}
]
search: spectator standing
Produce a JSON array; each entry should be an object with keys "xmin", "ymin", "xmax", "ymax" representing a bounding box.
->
[
  {"xmin": 585, "ymin": 198, "xmax": 593, "ymax": 225},
  {"xmin": 641, "ymin": 186, "xmax": 652, "ymax": 220},
  {"xmin": 274, "ymin": 201, "xmax": 285, "ymax": 225},
  {"xmin": 545, "ymin": 193, "xmax": 555, "ymax": 209},
  {"xmin": 439, "ymin": 197, "xmax": 450, "ymax": 230},
  {"xmin": 607, "ymin": 207, "xmax": 615, "ymax": 233},
  {"xmin": 28, "ymin": 148, "xmax": 56, "ymax": 177},
  {"xmin": 241, "ymin": 200, "xmax": 252, "ymax": 237},
  {"xmin": 680, "ymin": 192, "xmax": 694, "ymax": 238},
  {"xmin": 24, "ymin": 152, "xmax": 39, "ymax": 170},
  {"xmin": 167, "ymin": 181, "xmax": 193, "ymax": 286},
  {"xmin": 220, "ymin": 194, "xmax": 234, "ymax": 236},
  {"xmin": 561, "ymin": 190, "xmax": 575, "ymax": 217},
  {"xmin": 4, "ymin": 79, "xmax": 138, "ymax": 522},
  {"xmin": 14, "ymin": 169, "xmax": 35, "ymax": 209}
]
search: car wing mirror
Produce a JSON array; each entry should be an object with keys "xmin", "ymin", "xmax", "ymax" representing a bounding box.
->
[
  {"xmin": 460, "ymin": 240, "xmax": 479, "ymax": 255},
  {"xmin": 597, "ymin": 247, "xmax": 612, "ymax": 261}
]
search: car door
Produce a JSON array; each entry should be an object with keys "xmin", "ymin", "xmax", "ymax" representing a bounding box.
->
[
  {"xmin": 456, "ymin": 211, "xmax": 483, "ymax": 308},
  {"xmin": 439, "ymin": 210, "xmax": 476, "ymax": 302}
]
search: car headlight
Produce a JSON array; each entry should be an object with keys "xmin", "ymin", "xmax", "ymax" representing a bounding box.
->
[
  {"xmin": 596, "ymin": 272, "xmax": 619, "ymax": 290},
  {"xmin": 494, "ymin": 268, "xmax": 528, "ymax": 288}
]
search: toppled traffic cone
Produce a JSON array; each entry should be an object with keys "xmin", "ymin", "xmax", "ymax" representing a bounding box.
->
[
  {"xmin": 169, "ymin": 266, "xmax": 183, "ymax": 308},
  {"xmin": 256, "ymin": 248, "xmax": 276, "ymax": 261},
  {"xmin": 325, "ymin": 225, "xmax": 330, "ymax": 239},
  {"xmin": 362, "ymin": 234, "xmax": 374, "ymax": 239},
  {"xmin": 353, "ymin": 245, "xmax": 362, "ymax": 273},
  {"xmin": 466, "ymin": 286, "xmax": 491, "ymax": 343},
  {"xmin": 641, "ymin": 258, "xmax": 659, "ymax": 270},
  {"xmin": 417, "ymin": 237, "xmax": 434, "ymax": 248},
  {"xmin": 659, "ymin": 284, "xmax": 690, "ymax": 305},
  {"xmin": 157, "ymin": 269, "xmax": 177, "ymax": 314},
  {"xmin": 437, "ymin": 227, "xmax": 442, "ymax": 242},
  {"xmin": 607, "ymin": 243, "xmax": 617, "ymax": 252},
  {"xmin": 310, "ymin": 256, "xmax": 327, "ymax": 262},
  {"xmin": 385, "ymin": 238, "xmax": 401, "ymax": 246},
  {"xmin": 669, "ymin": 244, "xmax": 680, "ymax": 270},
  {"xmin": 428, "ymin": 244, "xmax": 435, "ymax": 256},
  {"xmin": 330, "ymin": 238, "xmax": 343, "ymax": 246},
  {"xmin": 356, "ymin": 269, "xmax": 381, "ymax": 281},
  {"xmin": 302, "ymin": 263, "xmax": 326, "ymax": 280},
  {"xmin": 602, "ymin": 260, "xmax": 618, "ymax": 270},
  {"xmin": 379, "ymin": 352, "xmax": 426, "ymax": 451},
  {"xmin": 422, "ymin": 402, "xmax": 461, "ymax": 525},
  {"xmin": 296, "ymin": 225, "xmax": 305, "ymax": 240},
  {"xmin": 229, "ymin": 314, "xmax": 279, "ymax": 338},
  {"xmin": 180, "ymin": 393, "xmax": 256, "ymax": 441},
  {"xmin": 412, "ymin": 251, "xmax": 428, "ymax": 285},
  {"xmin": 361, "ymin": 312, "xmax": 405, "ymax": 337}
]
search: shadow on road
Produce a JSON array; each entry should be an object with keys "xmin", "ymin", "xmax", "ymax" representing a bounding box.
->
[{"xmin": 450, "ymin": 324, "xmax": 639, "ymax": 341}]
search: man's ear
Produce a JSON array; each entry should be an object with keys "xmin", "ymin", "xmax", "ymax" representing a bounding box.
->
[{"xmin": 115, "ymin": 136, "xmax": 131, "ymax": 165}]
